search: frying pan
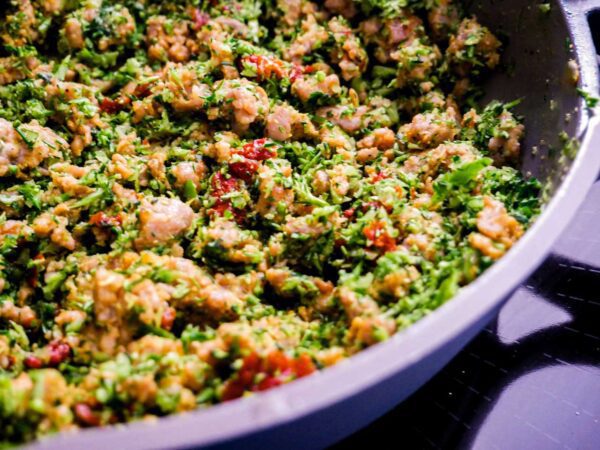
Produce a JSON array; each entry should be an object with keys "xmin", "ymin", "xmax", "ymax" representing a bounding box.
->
[{"xmin": 30, "ymin": 1, "xmax": 600, "ymax": 449}]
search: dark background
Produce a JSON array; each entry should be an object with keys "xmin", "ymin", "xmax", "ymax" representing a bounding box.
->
[{"xmin": 333, "ymin": 181, "xmax": 600, "ymax": 449}]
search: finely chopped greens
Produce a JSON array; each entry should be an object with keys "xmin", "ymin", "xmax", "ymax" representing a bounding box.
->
[{"xmin": 0, "ymin": 0, "xmax": 539, "ymax": 444}]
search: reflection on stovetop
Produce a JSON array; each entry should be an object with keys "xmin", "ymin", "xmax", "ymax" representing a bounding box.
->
[{"xmin": 334, "ymin": 183, "xmax": 600, "ymax": 450}]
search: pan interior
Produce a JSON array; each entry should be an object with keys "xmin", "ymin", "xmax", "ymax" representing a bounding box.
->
[{"xmin": 466, "ymin": 0, "xmax": 592, "ymax": 201}]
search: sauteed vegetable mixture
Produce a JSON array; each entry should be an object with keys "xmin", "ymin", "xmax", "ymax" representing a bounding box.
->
[{"xmin": 0, "ymin": 0, "xmax": 540, "ymax": 444}]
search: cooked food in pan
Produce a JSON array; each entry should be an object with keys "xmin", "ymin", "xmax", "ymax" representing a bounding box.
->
[{"xmin": 0, "ymin": 0, "xmax": 540, "ymax": 444}]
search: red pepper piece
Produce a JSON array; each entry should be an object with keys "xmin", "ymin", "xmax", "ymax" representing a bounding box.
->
[
  {"xmin": 48, "ymin": 341, "xmax": 71, "ymax": 366},
  {"xmin": 74, "ymin": 403, "xmax": 101, "ymax": 427},
  {"xmin": 24, "ymin": 355, "xmax": 43, "ymax": 369},
  {"xmin": 363, "ymin": 220, "xmax": 397, "ymax": 253},
  {"xmin": 161, "ymin": 307, "xmax": 176, "ymax": 330}
]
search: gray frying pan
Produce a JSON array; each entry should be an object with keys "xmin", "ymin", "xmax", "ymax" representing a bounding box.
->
[{"xmin": 29, "ymin": 1, "xmax": 600, "ymax": 449}]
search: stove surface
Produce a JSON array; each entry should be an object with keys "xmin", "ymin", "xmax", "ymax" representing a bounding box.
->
[{"xmin": 334, "ymin": 182, "xmax": 600, "ymax": 449}]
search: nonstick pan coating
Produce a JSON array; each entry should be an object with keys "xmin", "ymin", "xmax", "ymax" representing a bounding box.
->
[{"xmin": 29, "ymin": 1, "xmax": 600, "ymax": 449}]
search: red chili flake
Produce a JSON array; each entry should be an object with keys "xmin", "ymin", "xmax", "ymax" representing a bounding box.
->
[
  {"xmin": 89, "ymin": 211, "xmax": 123, "ymax": 228},
  {"xmin": 289, "ymin": 66, "xmax": 304, "ymax": 84},
  {"xmin": 370, "ymin": 172, "xmax": 389, "ymax": 183},
  {"xmin": 192, "ymin": 9, "xmax": 210, "ymax": 29},
  {"xmin": 363, "ymin": 220, "xmax": 397, "ymax": 253},
  {"xmin": 48, "ymin": 341, "xmax": 71, "ymax": 366},
  {"xmin": 361, "ymin": 201, "xmax": 382, "ymax": 212},
  {"xmin": 24, "ymin": 355, "xmax": 43, "ymax": 369},
  {"xmin": 343, "ymin": 208, "xmax": 355, "ymax": 219},
  {"xmin": 161, "ymin": 307, "xmax": 176, "ymax": 330},
  {"xmin": 74, "ymin": 403, "xmax": 101, "ymax": 427}
]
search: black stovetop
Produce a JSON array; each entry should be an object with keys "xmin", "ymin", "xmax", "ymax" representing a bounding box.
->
[{"xmin": 334, "ymin": 182, "xmax": 600, "ymax": 449}]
